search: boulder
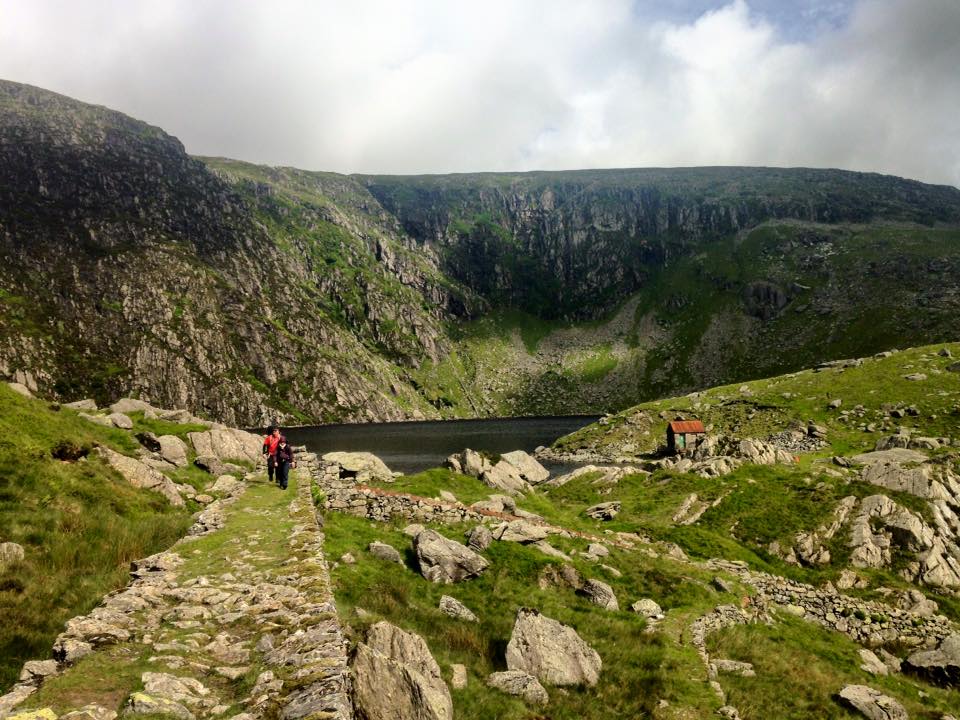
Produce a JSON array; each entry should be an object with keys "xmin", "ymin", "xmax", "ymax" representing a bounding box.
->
[
  {"xmin": 123, "ymin": 692, "xmax": 194, "ymax": 720},
  {"xmin": 492, "ymin": 519, "xmax": 549, "ymax": 544},
  {"xmin": 369, "ymin": 541, "xmax": 404, "ymax": 565},
  {"xmin": 579, "ymin": 579, "xmax": 619, "ymax": 611},
  {"xmin": 712, "ymin": 659, "xmax": 755, "ymax": 678},
  {"xmin": 193, "ymin": 456, "xmax": 244, "ymax": 476},
  {"xmin": 585, "ymin": 543, "xmax": 609, "ymax": 558},
  {"xmin": 61, "ymin": 705, "xmax": 117, "ymax": 720},
  {"xmin": 403, "ymin": 523, "xmax": 426, "ymax": 538},
  {"xmin": 486, "ymin": 671, "xmax": 549, "ymax": 705},
  {"xmin": 108, "ymin": 413, "xmax": 134, "ymax": 430},
  {"xmin": 141, "ymin": 672, "xmax": 210, "ymax": 705},
  {"xmin": 188, "ymin": 428, "xmax": 261, "ymax": 466},
  {"xmin": 18, "ymin": 660, "xmax": 59, "ymax": 685},
  {"xmin": 95, "ymin": 447, "xmax": 184, "ymax": 506},
  {"xmin": 499, "ymin": 450, "xmax": 550, "ymax": 485},
  {"xmin": 438, "ymin": 595, "xmax": 478, "ymax": 622},
  {"xmin": 79, "ymin": 412, "xmax": 113, "ymax": 427},
  {"xmin": 414, "ymin": 529, "xmax": 489, "ymax": 584},
  {"xmin": 0, "ymin": 541, "xmax": 25, "ymax": 570},
  {"xmin": 480, "ymin": 460, "xmax": 532, "ymax": 496},
  {"xmin": 465, "ymin": 525, "xmax": 493, "ymax": 552},
  {"xmin": 505, "ymin": 608, "xmax": 602, "ymax": 687},
  {"xmin": 322, "ymin": 451, "xmax": 393, "ymax": 483},
  {"xmin": 858, "ymin": 649, "xmax": 888, "ymax": 676},
  {"xmin": 836, "ymin": 685, "xmax": 907, "ymax": 720},
  {"xmin": 904, "ymin": 633, "xmax": 960, "ymax": 686},
  {"xmin": 209, "ymin": 475, "xmax": 242, "ymax": 495},
  {"xmin": 64, "ymin": 399, "xmax": 98, "ymax": 411},
  {"xmin": 157, "ymin": 436, "xmax": 189, "ymax": 467},
  {"xmin": 450, "ymin": 664, "xmax": 467, "ymax": 690},
  {"xmin": 470, "ymin": 493, "xmax": 516, "ymax": 514},
  {"xmin": 135, "ymin": 431, "xmax": 162, "ymax": 452},
  {"xmin": 630, "ymin": 599, "xmax": 664, "ymax": 620},
  {"xmin": 585, "ymin": 501, "xmax": 620, "ymax": 520},
  {"xmin": 352, "ymin": 621, "xmax": 452, "ymax": 720},
  {"xmin": 7, "ymin": 382, "xmax": 33, "ymax": 398},
  {"xmin": 532, "ymin": 541, "xmax": 572, "ymax": 561},
  {"xmin": 110, "ymin": 398, "xmax": 158, "ymax": 415}
]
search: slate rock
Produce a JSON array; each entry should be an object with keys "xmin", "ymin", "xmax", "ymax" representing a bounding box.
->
[
  {"xmin": 836, "ymin": 684, "xmax": 907, "ymax": 720},
  {"xmin": 630, "ymin": 599, "xmax": 664, "ymax": 619},
  {"xmin": 904, "ymin": 633, "xmax": 960, "ymax": 686},
  {"xmin": 505, "ymin": 608, "xmax": 602, "ymax": 686},
  {"xmin": 0, "ymin": 542, "xmax": 25, "ymax": 570},
  {"xmin": 585, "ymin": 501, "xmax": 621, "ymax": 520},
  {"xmin": 465, "ymin": 525, "xmax": 493, "ymax": 552},
  {"xmin": 123, "ymin": 692, "xmax": 194, "ymax": 720},
  {"xmin": 487, "ymin": 670, "xmax": 549, "ymax": 705},
  {"xmin": 579, "ymin": 579, "xmax": 619, "ymax": 611},
  {"xmin": 438, "ymin": 595, "xmax": 478, "ymax": 622},
  {"xmin": 157, "ymin": 435, "xmax": 189, "ymax": 467},
  {"xmin": 108, "ymin": 412, "xmax": 134, "ymax": 429},
  {"xmin": 369, "ymin": 541, "xmax": 404, "ymax": 565},
  {"xmin": 414, "ymin": 529, "xmax": 489, "ymax": 584}
]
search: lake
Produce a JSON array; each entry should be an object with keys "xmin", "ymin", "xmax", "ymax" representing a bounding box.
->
[{"xmin": 281, "ymin": 416, "xmax": 598, "ymax": 475}]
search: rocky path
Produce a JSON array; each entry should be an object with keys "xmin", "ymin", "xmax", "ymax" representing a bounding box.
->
[{"xmin": 1, "ymin": 473, "xmax": 350, "ymax": 720}]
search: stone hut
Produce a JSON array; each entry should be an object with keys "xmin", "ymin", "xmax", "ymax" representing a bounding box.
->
[{"xmin": 667, "ymin": 420, "xmax": 706, "ymax": 454}]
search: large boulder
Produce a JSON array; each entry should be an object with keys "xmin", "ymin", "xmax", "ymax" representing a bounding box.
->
[
  {"xmin": 95, "ymin": 447, "xmax": 184, "ymax": 506},
  {"xmin": 491, "ymin": 519, "xmax": 549, "ymax": 544},
  {"xmin": 352, "ymin": 621, "xmax": 452, "ymax": 720},
  {"xmin": 836, "ymin": 685, "xmax": 907, "ymax": 720},
  {"xmin": 480, "ymin": 461, "xmax": 532, "ymax": 496},
  {"xmin": 499, "ymin": 450, "xmax": 550, "ymax": 485},
  {"xmin": 322, "ymin": 451, "xmax": 393, "ymax": 483},
  {"xmin": 157, "ymin": 436, "xmax": 189, "ymax": 467},
  {"xmin": 414, "ymin": 530, "xmax": 489, "ymax": 584},
  {"xmin": 486, "ymin": 671, "xmax": 549, "ymax": 705},
  {"xmin": 188, "ymin": 428, "xmax": 261, "ymax": 466},
  {"xmin": 904, "ymin": 633, "xmax": 960, "ymax": 686},
  {"xmin": 505, "ymin": 608, "xmax": 602, "ymax": 687}
]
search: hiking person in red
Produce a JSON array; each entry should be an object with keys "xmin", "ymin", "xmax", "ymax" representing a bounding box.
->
[{"xmin": 262, "ymin": 426, "xmax": 281, "ymax": 484}]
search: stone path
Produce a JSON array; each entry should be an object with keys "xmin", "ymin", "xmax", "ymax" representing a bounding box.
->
[{"xmin": 0, "ymin": 471, "xmax": 351, "ymax": 720}]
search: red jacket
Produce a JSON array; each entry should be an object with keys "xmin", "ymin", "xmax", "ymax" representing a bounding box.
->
[{"xmin": 262, "ymin": 434, "xmax": 280, "ymax": 456}]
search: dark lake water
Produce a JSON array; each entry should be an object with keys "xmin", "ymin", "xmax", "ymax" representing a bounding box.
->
[{"xmin": 281, "ymin": 416, "xmax": 598, "ymax": 475}]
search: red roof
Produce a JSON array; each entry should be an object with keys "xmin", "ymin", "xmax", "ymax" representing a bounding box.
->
[{"xmin": 668, "ymin": 420, "xmax": 706, "ymax": 434}]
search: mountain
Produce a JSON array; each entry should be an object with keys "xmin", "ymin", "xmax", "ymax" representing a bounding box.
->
[{"xmin": 2, "ymin": 79, "xmax": 960, "ymax": 424}]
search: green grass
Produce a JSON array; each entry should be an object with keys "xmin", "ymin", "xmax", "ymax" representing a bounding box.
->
[{"xmin": 0, "ymin": 386, "xmax": 193, "ymax": 691}]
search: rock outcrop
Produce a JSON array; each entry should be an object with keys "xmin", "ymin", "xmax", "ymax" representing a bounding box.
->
[
  {"xmin": 505, "ymin": 608, "xmax": 602, "ymax": 687},
  {"xmin": 413, "ymin": 530, "xmax": 489, "ymax": 584}
]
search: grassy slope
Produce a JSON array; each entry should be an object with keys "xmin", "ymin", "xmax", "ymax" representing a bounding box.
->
[{"xmin": 0, "ymin": 387, "xmax": 193, "ymax": 691}]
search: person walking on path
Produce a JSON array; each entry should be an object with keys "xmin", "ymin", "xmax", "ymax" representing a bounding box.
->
[
  {"xmin": 275, "ymin": 435, "xmax": 295, "ymax": 490},
  {"xmin": 262, "ymin": 426, "xmax": 281, "ymax": 484}
]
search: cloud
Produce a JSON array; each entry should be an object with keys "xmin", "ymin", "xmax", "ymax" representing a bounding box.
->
[{"xmin": 0, "ymin": 0, "xmax": 957, "ymax": 186}]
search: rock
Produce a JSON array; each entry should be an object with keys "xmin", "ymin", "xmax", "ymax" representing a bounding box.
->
[
  {"xmin": 538, "ymin": 564, "xmax": 584, "ymax": 592},
  {"xmin": 895, "ymin": 589, "xmax": 939, "ymax": 616},
  {"xmin": 464, "ymin": 525, "xmax": 492, "ymax": 552},
  {"xmin": 339, "ymin": 553, "xmax": 356, "ymax": 565},
  {"xmin": 904, "ymin": 633, "xmax": 960, "ymax": 686},
  {"xmin": 64, "ymin": 399, "xmax": 98, "ymax": 411},
  {"xmin": 110, "ymin": 398, "xmax": 157, "ymax": 415},
  {"xmin": 0, "ymin": 541, "xmax": 25, "ymax": 570},
  {"xmin": 904, "ymin": 373, "xmax": 927, "ymax": 381},
  {"xmin": 939, "ymin": 348, "xmax": 953, "ymax": 358},
  {"xmin": 124, "ymin": 693, "xmax": 194, "ymax": 719},
  {"xmin": 585, "ymin": 501, "xmax": 620, "ymax": 520},
  {"xmin": 505, "ymin": 608, "xmax": 602, "ymax": 687},
  {"xmin": 630, "ymin": 599, "xmax": 664, "ymax": 620},
  {"xmin": 579, "ymin": 579, "xmax": 618, "ymax": 611},
  {"xmin": 193, "ymin": 456, "xmax": 243, "ymax": 476},
  {"xmin": 480, "ymin": 460, "xmax": 532, "ymax": 495},
  {"xmin": 108, "ymin": 412, "xmax": 134, "ymax": 429},
  {"xmin": 188, "ymin": 428, "xmax": 262, "ymax": 466},
  {"xmin": 79, "ymin": 412, "xmax": 113, "ymax": 426},
  {"xmin": 438, "ymin": 490, "xmax": 457, "ymax": 503},
  {"xmin": 209, "ymin": 475, "xmax": 241, "ymax": 495},
  {"xmin": 451, "ymin": 664, "xmax": 467, "ymax": 689},
  {"xmin": 585, "ymin": 543, "xmax": 609, "ymax": 558},
  {"xmin": 711, "ymin": 577, "xmax": 734, "ymax": 594},
  {"xmin": 6, "ymin": 710, "xmax": 57, "ymax": 720},
  {"xmin": 414, "ymin": 529, "xmax": 489, "ymax": 583},
  {"xmin": 470, "ymin": 493, "xmax": 516, "ymax": 514},
  {"xmin": 438, "ymin": 595, "xmax": 478, "ymax": 622},
  {"xmin": 947, "ymin": 362, "xmax": 960, "ymax": 373},
  {"xmin": 712, "ymin": 659, "xmax": 755, "ymax": 677},
  {"xmin": 499, "ymin": 450, "xmax": 550, "ymax": 484},
  {"xmin": 141, "ymin": 672, "xmax": 210, "ymax": 705},
  {"xmin": 95, "ymin": 447, "xmax": 184, "ymax": 506},
  {"xmin": 52, "ymin": 636, "xmax": 93, "ymax": 663},
  {"xmin": 859, "ymin": 649, "xmax": 889, "ymax": 676},
  {"xmin": 486, "ymin": 670, "xmax": 549, "ymax": 705},
  {"xmin": 837, "ymin": 570, "xmax": 868, "ymax": 590},
  {"xmin": 717, "ymin": 707, "xmax": 742, "ymax": 720},
  {"xmin": 491, "ymin": 519, "xmax": 549, "ymax": 543},
  {"xmin": 369, "ymin": 541, "xmax": 404, "ymax": 565},
  {"xmin": 215, "ymin": 666, "xmax": 248, "ymax": 680},
  {"xmin": 19, "ymin": 660, "xmax": 59, "ymax": 685},
  {"xmin": 61, "ymin": 705, "xmax": 117, "ymax": 720},
  {"xmin": 7, "ymin": 382, "xmax": 34, "ymax": 398},
  {"xmin": 353, "ymin": 621, "xmax": 452, "ymax": 720},
  {"xmin": 403, "ymin": 523, "xmax": 426, "ymax": 537},
  {"xmin": 836, "ymin": 685, "xmax": 907, "ymax": 720},
  {"xmin": 829, "ymin": 399, "xmax": 843, "ymax": 409},
  {"xmin": 532, "ymin": 541, "xmax": 571, "ymax": 561},
  {"xmin": 322, "ymin": 451, "xmax": 393, "ymax": 483},
  {"xmin": 157, "ymin": 435, "xmax": 189, "ymax": 467}
]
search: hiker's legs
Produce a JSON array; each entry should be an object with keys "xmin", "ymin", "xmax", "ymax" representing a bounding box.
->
[
  {"xmin": 267, "ymin": 456, "xmax": 276, "ymax": 483},
  {"xmin": 278, "ymin": 463, "xmax": 289, "ymax": 490}
]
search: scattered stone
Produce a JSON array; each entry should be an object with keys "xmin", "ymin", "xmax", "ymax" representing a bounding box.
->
[
  {"xmin": 579, "ymin": 579, "xmax": 619, "ymax": 611},
  {"xmin": 414, "ymin": 529, "xmax": 489, "ymax": 584},
  {"xmin": 836, "ymin": 570, "xmax": 868, "ymax": 590},
  {"xmin": 711, "ymin": 577, "xmax": 734, "ymax": 594},
  {"xmin": 904, "ymin": 633, "xmax": 960, "ymax": 686},
  {"xmin": 499, "ymin": 450, "xmax": 550, "ymax": 485},
  {"xmin": 322, "ymin": 451, "xmax": 393, "ymax": 483},
  {"xmin": 630, "ymin": 599, "xmax": 664, "ymax": 620},
  {"xmin": 451, "ymin": 664, "xmax": 467, "ymax": 689},
  {"xmin": 108, "ymin": 412, "xmax": 134, "ymax": 429},
  {"xmin": 403, "ymin": 523, "xmax": 426, "ymax": 537},
  {"xmin": 464, "ymin": 525, "xmax": 492, "ymax": 552},
  {"xmin": 0, "ymin": 541, "xmax": 25, "ymax": 570},
  {"xmin": 829, "ymin": 399, "xmax": 843, "ymax": 409},
  {"xmin": 712, "ymin": 659, "xmax": 755, "ymax": 678},
  {"xmin": 717, "ymin": 706, "xmax": 742, "ymax": 719},
  {"xmin": 6, "ymin": 710, "xmax": 56, "ymax": 720},
  {"xmin": 157, "ymin": 435, "xmax": 189, "ymax": 467},
  {"xmin": 64, "ymin": 399, "xmax": 98, "ymax": 411},
  {"xmin": 438, "ymin": 490, "xmax": 458, "ymax": 503},
  {"xmin": 95, "ymin": 447, "xmax": 184, "ymax": 506},
  {"xmin": 439, "ymin": 595, "xmax": 478, "ymax": 622},
  {"xmin": 61, "ymin": 705, "xmax": 117, "ymax": 720},
  {"xmin": 52, "ymin": 637, "xmax": 93, "ymax": 664},
  {"xmin": 858, "ymin": 649, "xmax": 889, "ymax": 676},
  {"xmin": 532, "ymin": 541, "xmax": 571, "ymax": 561},
  {"xmin": 938, "ymin": 348, "xmax": 952, "ymax": 358},
  {"xmin": 7, "ymin": 382, "xmax": 34, "ymax": 398},
  {"xmin": 584, "ymin": 501, "xmax": 620, "ymax": 521},
  {"xmin": 904, "ymin": 373, "xmax": 927, "ymax": 381},
  {"xmin": 505, "ymin": 608, "xmax": 602, "ymax": 687},
  {"xmin": 585, "ymin": 543, "xmax": 609, "ymax": 558},
  {"xmin": 368, "ymin": 541, "xmax": 404, "ymax": 565},
  {"xmin": 836, "ymin": 684, "xmax": 907, "ymax": 720},
  {"xmin": 123, "ymin": 692, "xmax": 194, "ymax": 720},
  {"xmin": 18, "ymin": 660, "xmax": 58, "ymax": 685},
  {"xmin": 339, "ymin": 553, "xmax": 356, "ymax": 565},
  {"xmin": 141, "ymin": 672, "xmax": 210, "ymax": 705},
  {"xmin": 486, "ymin": 670, "xmax": 549, "ymax": 705},
  {"xmin": 492, "ymin": 519, "xmax": 549, "ymax": 543}
]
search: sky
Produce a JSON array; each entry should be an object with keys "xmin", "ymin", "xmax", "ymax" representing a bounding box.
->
[{"xmin": 0, "ymin": 0, "xmax": 958, "ymax": 186}]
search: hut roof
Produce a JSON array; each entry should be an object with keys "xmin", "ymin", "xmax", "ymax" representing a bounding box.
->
[{"xmin": 667, "ymin": 420, "xmax": 706, "ymax": 434}]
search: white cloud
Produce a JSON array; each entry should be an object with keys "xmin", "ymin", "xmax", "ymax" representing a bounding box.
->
[{"xmin": 0, "ymin": 0, "xmax": 957, "ymax": 185}]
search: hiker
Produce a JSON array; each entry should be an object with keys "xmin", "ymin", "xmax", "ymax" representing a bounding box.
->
[
  {"xmin": 275, "ymin": 435, "xmax": 295, "ymax": 490},
  {"xmin": 262, "ymin": 425, "xmax": 281, "ymax": 484}
]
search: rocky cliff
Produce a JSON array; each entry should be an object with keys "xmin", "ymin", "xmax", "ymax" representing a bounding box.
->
[{"xmin": 2, "ymin": 79, "xmax": 960, "ymax": 424}]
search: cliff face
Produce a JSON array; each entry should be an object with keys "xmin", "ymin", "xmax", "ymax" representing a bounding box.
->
[
  {"xmin": 0, "ymin": 81, "xmax": 473, "ymax": 424},
  {"xmin": 2, "ymin": 80, "xmax": 960, "ymax": 424}
]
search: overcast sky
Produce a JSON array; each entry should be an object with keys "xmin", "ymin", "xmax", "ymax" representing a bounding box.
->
[{"xmin": 1, "ymin": 0, "xmax": 958, "ymax": 186}]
